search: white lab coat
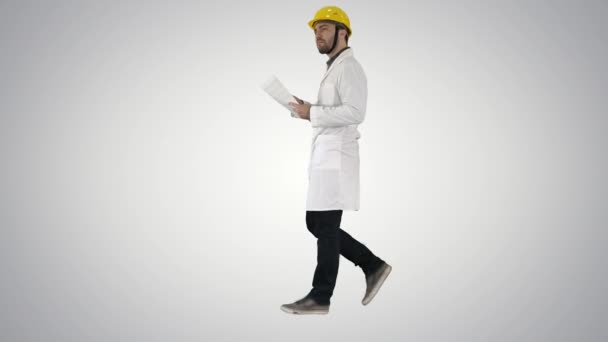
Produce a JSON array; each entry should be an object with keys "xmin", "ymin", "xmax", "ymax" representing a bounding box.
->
[{"xmin": 305, "ymin": 48, "xmax": 367, "ymax": 211}]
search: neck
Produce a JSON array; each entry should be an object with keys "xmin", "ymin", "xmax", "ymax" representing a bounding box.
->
[{"xmin": 328, "ymin": 42, "xmax": 347, "ymax": 59}]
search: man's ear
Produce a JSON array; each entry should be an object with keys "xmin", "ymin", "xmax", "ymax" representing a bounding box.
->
[{"xmin": 339, "ymin": 29, "xmax": 347, "ymax": 40}]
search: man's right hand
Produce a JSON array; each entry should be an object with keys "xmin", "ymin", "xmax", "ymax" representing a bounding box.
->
[{"xmin": 293, "ymin": 95, "xmax": 304, "ymax": 105}]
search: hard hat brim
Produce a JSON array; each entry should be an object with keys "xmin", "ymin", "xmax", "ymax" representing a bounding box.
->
[{"xmin": 308, "ymin": 19, "xmax": 352, "ymax": 36}]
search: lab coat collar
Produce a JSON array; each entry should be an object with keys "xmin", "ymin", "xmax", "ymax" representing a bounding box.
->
[
  {"xmin": 326, "ymin": 47, "xmax": 351, "ymax": 69},
  {"xmin": 321, "ymin": 48, "xmax": 354, "ymax": 83}
]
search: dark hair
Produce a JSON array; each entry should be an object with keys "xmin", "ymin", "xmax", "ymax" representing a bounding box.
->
[{"xmin": 336, "ymin": 23, "xmax": 349, "ymax": 44}]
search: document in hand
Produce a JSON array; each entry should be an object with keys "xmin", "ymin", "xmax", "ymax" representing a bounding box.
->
[{"xmin": 261, "ymin": 75, "xmax": 300, "ymax": 118}]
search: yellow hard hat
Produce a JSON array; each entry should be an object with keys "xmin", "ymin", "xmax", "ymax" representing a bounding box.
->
[{"xmin": 308, "ymin": 6, "xmax": 352, "ymax": 36}]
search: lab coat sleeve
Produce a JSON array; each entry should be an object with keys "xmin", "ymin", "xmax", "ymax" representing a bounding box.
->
[{"xmin": 309, "ymin": 62, "xmax": 368, "ymax": 128}]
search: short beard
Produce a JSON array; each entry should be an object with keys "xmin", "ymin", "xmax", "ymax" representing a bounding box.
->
[
  {"xmin": 317, "ymin": 44, "xmax": 331, "ymax": 54},
  {"xmin": 316, "ymin": 32, "xmax": 335, "ymax": 54}
]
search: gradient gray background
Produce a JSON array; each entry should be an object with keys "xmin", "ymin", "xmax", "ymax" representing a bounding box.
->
[{"xmin": 1, "ymin": 1, "xmax": 607, "ymax": 341}]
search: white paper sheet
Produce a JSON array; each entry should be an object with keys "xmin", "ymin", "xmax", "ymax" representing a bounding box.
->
[{"xmin": 261, "ymin": 75, "xmax": 300, "ymax": 118}]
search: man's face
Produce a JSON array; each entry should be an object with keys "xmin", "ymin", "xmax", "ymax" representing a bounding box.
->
[{"xmin": 314, "ymin": 22, "xmax": 336, "ymax": 54}]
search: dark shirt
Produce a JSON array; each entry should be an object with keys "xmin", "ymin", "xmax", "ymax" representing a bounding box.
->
[{"xmin": 326, "ymin": 47, "xmax": 351, "ymax": 69}]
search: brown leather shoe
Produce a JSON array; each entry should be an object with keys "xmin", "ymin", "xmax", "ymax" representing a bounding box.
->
[
  {"xmin": 280, "ymin": 296, "xmax": 329, "ymax": 315},
  {"xmin": 362, "ymin": 262, "xmax": 392, "ymax": 305}
]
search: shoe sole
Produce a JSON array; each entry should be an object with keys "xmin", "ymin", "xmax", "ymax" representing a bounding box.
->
[
  {"xmin": 280, "ymin": 306, "xmax": 329, "ymax": 315},
  {"xmin": 362, "ymin": 264, "xmax": 392, "ymax": 305}
]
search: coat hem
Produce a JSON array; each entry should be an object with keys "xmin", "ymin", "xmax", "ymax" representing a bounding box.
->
[{"xmin": 305, "ymin": 207, "xmax": 360, "ymax": 211}]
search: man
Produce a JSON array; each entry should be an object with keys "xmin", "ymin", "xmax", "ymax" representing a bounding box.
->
[{"xmin": 281, "ymin": 6, "xmax": 392, "ymax": 315}]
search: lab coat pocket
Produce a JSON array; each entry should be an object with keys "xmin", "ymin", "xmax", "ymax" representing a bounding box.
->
[
  {"xmin": 318, "ymin": 82, "xmax": 339, "ymax": 106},
  {"xmin": 312, "ymin": 134, "xmax": 342, "ymax": 170}
]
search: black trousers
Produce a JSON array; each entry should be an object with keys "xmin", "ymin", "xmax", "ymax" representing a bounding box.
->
[{"xmin": 305, "ymin": 210, "xmax": 384, "ymax": 305}]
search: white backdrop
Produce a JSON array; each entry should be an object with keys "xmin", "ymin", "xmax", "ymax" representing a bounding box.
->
[{"xmin": 1, "ymin": 1, "xmax": 607, "ymax": 341}]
